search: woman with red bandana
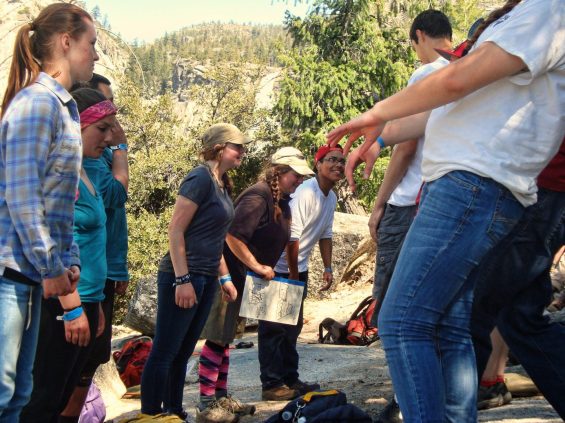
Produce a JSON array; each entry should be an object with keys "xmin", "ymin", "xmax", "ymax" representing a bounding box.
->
[{"xmin": 21, "ymin": 88, "xmax": 117, "ymax": 423}]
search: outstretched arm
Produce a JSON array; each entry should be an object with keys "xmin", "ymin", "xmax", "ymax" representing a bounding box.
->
[{"xmin": 327, "ymin": 41, "xmax": 526, "ymax": 151}]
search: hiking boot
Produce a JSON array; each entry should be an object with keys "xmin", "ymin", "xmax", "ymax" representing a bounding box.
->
[
  {"xmin": 288, "ymin": 379, "xmax": 321, "ymax": 395},
  {"xmin": 261, "ymin": 384, "xmax": 299, "ymax": 401},
  {"xmin": 477, "ymin": 382, "xmax": 512, "ymax": 410},
  {"xmin": 216, "ymin": 395, "xmax": 256, "ymax": 416},
  {"xmin": 373, "ymin": 398, "xmax": 403, "ymax": 423},
  {"xmin": 196, "ymin": 401, "xmax": 239, "ymax": 423}
]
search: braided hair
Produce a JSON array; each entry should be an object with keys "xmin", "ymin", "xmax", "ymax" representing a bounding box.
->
[
  {"xmin": 464, "ymin": 0, "xmax": 522, "ymax": 55},
  {"xmin": 262, "ymin": 164, "xmax": 292, "ymax": 223}
]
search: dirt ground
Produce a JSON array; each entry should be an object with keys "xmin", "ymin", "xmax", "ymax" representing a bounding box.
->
[{"xmin": 106, "ymin": 284, "xmax": 562, "ymax": 422}]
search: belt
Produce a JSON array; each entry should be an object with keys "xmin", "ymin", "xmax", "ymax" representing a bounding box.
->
[{"xmin": 2, "ymin": 267, "xmax": 37, "ymax": 285}]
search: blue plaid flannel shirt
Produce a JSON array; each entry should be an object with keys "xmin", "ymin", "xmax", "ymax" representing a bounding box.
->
[{"xmin": 0, "ymin": 72, "xmax": 82, "ymax": 283}]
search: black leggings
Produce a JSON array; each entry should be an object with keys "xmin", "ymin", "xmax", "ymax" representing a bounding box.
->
[{"xmin": 20, "ymin": 300, "xmax": 99, "ymax": 423}]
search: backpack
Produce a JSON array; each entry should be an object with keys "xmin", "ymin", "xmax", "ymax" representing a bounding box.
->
[
  {"xmin": 318, "ymin": 317, "xmax": 347, "ymax": 344},
  {"xmin": 78, "ymin": 383, "xmax": 106, "ymax": 423},
  {"xmin": 113, "ymin": 335, "xmax": 152, "ymax": 388},
  {"xmin": 265, "ymin": 389, "xmax": 371, "ymax": 422},
  {"xmin": 345, "ymin": 296, "xmax": 379, "ymax": 346}
]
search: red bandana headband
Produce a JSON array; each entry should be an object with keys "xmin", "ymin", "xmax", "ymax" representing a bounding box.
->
[
  {"xmin": 79, "ymin": 100, "xmax": 117, "ymax": 129},
  {"xmin": 314, "ymin": 144, "xmax": 343, "ymax": 165}
]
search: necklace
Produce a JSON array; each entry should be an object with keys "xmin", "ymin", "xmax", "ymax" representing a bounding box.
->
[{"xmin": 203, "ymin": 161, "xmax": 224, "ymax": 189}]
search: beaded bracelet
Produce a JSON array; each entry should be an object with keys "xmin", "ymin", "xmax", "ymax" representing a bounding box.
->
[
  {"xmin": 219, "ymin": 274, "xmax": 232, "ymax": 286},
  {"xmin": 56, "ymin": 306, "xmax": 84, "ymax": 322},
  {"xmin": 173, "ymin": 273, "xmax": 191, "ymax": 287}
]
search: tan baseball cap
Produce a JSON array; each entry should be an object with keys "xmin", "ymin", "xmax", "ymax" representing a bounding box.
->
[
  {"xmin": 271, "ymin": 147, "xmax": 314, "ymax": 176},
  {"xmin": 201, "ymin": 123, "xmax": 252, "ymax": 148}
]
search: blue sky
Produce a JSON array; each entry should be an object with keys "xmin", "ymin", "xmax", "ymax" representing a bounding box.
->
[{"xmin": 84, "ymin": 0, "xmax": 309, "ymax": 42}]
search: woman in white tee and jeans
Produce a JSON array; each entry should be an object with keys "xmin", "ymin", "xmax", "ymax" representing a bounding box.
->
[{"xmin": 327, "ymin": 0, "xmax": 564, "ymax": 421}]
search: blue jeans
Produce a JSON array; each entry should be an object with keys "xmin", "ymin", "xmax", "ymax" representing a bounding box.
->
[
  {"xmin": 378, "ymin": 171, "xmax": 523, "ymax": 423},
  {"xmin": 141, "ymin": 271, "xmax": 218, "ymax": 415},
  {"xmin": 0, "ymin": 278, "xmax": 42, "ymax": 423},
  {"xmin": 471, "ymin": 187, "xmax": 565, "ymax": 419}
]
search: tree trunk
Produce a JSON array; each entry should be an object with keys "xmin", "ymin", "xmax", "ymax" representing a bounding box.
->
[{"xmin": 335, "ymin": 180, "xmax": 368, "ymax": 216}]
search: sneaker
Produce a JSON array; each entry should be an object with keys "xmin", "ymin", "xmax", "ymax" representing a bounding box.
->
[
  {"xmin": 477, "ymin": 381, "xmax": 512, "ymax": 410},
  {"xmin": 374, "ymin": 398, "xmax": 403, "ymax": 423},
  {"xmin": 195, "ymin": 401, "xmax": 239, "ymax": 423},
  {"xmin": 261, "ymin": 384, "xmax": 299, "ymax": 401},
  {"xmin": 288, "ymin": 379, "xmax": 321, "ymax": 395},
  {"xmin": 216, "ymin": 395, "xmax": 256, "ymax": 416}
]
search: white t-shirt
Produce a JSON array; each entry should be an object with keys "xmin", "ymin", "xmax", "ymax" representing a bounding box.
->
[
  {"xmin": 275, "ymin": 177, "xmax": 337, "ymax": 274},
  {"xmin": 423, "ymin": 0, "xmax": 565, "ymax": 206},
  {"xmin": 388, "ymin": 56, "xmax": 449, "ymax": 207}
]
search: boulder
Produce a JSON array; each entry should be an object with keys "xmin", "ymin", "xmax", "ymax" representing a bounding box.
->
[
  {"xmin": 293, "ymin": 212, "xmax": 374, "ymax": 298},
  {"xmin": 125, "ymin": 212, "xmax": 372, "ymax": 334},
  {"xmin": 92, "ymin": 360, "xmax": 127, "ymax": 411},
  {"xmin": 124, "ymin": 276, "xmax": 158, "ymax": 336}
]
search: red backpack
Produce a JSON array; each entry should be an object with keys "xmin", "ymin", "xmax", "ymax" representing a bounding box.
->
[
  {"xmin": 113, "ymin": 336, "xmax": 152, "ymax": 388},
  {"xmin": 345, "ymin": 296, "xmax": 379, "ymax": 346}
]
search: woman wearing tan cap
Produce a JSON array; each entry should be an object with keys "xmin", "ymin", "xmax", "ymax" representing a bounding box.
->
[{"xmin": 140, "ymin": 123, "xmax": 251, "ymax": 421}]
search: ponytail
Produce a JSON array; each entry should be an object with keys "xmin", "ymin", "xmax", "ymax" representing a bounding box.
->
[
  {"xmin": 1, "ymin": 23, "xmax": 40, "ymax": 116},
  {"xmin": 464, "ymin": 0, "xmax": 522, "ymax": 55},
  {"xmin": 1, "ymin": 3, "xmax": 92, "ymax": 116}
]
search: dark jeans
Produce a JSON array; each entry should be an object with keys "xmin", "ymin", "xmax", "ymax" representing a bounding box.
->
[
  {"xmin": 471, "ymin": 188, "xmax": 565, "ymax": 419},
  {"xmin": 20, "ymin": 300, "xmax": 100, "ymax": 423},
  {"xmin": 141, "ymin": 271, "xmax": 218, "ymax": 415},
  {"xmin": 372, "ymin": 204, "xmax": 417, "ymax": 326},
  {"xmin": 259, "ymin": 271, "xmax": 308, "ymax": 389}
]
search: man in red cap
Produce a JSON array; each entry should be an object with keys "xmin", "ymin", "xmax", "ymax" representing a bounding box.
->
[{"xmin": 273, "ymin": 144, "xmax": 345, "ymax": 395}]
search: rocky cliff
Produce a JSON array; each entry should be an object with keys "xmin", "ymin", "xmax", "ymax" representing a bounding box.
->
[{"xmin": 0, "ymin": 0, "xmax": 129, "ymax": 97}]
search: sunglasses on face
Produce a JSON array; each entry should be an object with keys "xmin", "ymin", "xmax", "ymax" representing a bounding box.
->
[
  {"xmin": 226, "ymin": 142, "xmax": 246, "ymax": 152},
  {"xmin": 322, "ymin": 156, "xmax": 346, "ymax": 165}
]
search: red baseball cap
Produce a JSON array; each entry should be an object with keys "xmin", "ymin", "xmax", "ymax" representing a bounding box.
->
[{"xmin": 314, "ymin": 144, "xmax": 343, "ymax": 165}]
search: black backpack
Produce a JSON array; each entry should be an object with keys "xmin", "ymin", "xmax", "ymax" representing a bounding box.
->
[{"xmin": 265, "ymin": 390, "xmax": 372, "ymax": 422}]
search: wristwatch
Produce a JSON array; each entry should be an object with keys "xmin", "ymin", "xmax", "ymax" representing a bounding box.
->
[{"xmin": 110, "ymin": 143, "xmax": 128, "ymax": 151}]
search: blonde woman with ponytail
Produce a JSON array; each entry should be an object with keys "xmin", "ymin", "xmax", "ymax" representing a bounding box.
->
[
  {"xmin": 140, "ymin": 123, "xmax": 249, "ymax": 420},
  {"xmin": 328, "ymin": 0, "xmax": 564, "ymax": 421},
  {"xmin": 0, "ymin": 3, "xmax": 97, "ymax": 420}
]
